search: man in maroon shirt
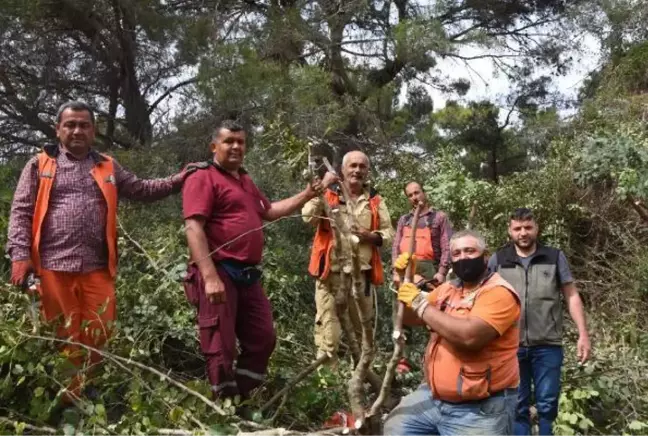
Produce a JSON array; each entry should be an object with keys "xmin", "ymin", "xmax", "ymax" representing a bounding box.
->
[
  {"xmin": 7, "ymin": 101, "xmax": 197, "ymax": 406},
  {"xmin": 182, "ymin": 120, "xmax": 335, "ymax": 406}
]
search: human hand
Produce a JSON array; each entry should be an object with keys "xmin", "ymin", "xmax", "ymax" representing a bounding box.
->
[
  {"xmin": 392, "ymin": 271, "xmax": 401, "ymax": 289},
  {"xmin": 394, "ymin": 253, "xmax": 416, "ymax": 272},
  {"xmin": 11, "ymin": 260, "xmax": 32, "ymax": 287},
  {"xmin": 397, "ymin": 283, "xmax": 422, "ymax": 308},
  {"xmin": 433, "ymin": 272, "xmax": 445, "ymax": 285},
  {"xmin": 577, "ymin": 334, "xmax": 591, "ymax": 364},
  {"xmin": 205, "ymin": 274, "xmax": 227, "ymax": 304},
  {"xmin": 178, "ymin": 162, "xmax": 209, "ymax": 183},
  {"xmin": 320, "ymin": 171, "xmax": 338, "ymax": 190},
  {"xmin": 351, "ymin": 226, "xmax": 381, "ymax": 246}
]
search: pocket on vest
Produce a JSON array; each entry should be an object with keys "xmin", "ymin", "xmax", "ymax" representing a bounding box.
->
[{"xmin": 457, "ymin": 364, "xmax": 492, "ymax": 400}]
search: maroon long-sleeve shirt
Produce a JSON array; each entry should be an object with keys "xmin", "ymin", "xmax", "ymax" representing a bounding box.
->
[
  {"xmin": 7, "ymin": 145, "xmax": 182, "ymax": 273},
  {"xmin": 391, "ymin": 208, "xmax": 453, "ymax": 276}
]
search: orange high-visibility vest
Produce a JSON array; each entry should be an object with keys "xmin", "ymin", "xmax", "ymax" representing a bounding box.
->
[
  {"xmin": 308, "ymin": 189, "xmax": 384, "ymax": 285},
  {"xmin": 424, "ymin": 273, "xmax": 520, "ymax": 402},
  {"xmin": 399, "ymin": 225, "xmax": 434, "ymax": 260},
  {"xmin": 32, "ymin": 149, "xmax": 119, "ymax": 277}
]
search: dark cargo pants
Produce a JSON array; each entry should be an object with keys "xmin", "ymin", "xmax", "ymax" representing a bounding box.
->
[{"xmin": 184, "ymin": 264, "xmax": 276, "ymax": 399}]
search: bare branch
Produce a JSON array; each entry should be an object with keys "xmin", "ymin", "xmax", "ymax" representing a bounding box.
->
[{"xmin": 147, "ymin": 77, "xmax": 199, "ymax": 115}]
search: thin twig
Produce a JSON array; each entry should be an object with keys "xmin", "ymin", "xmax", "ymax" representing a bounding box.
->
[
  {"xmin": 0, "ymin": 417, "xmax": 56, "ymax": 434},
  {"xmin": 259, "ymin": 355, "xmax": 329, "ymax": 414},
  {"xmin": 269, "ymin": 392, "xmax": 288, "ymax": 423},
  {"xmin": 16, "ymin": 331, "xmax": 227, "ymax": 416},
  {"xmin": 118, "ymin": 218, "xmax": 160, "ymax": 271},
  {"xmin": 186, "ymin": 214, "xmax": 333, "ymax": 267}
]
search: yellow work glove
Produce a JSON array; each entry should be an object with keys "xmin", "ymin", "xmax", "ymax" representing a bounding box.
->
[
  {"xmin": 398, "ymin": 282, "xmax": 430, "ymax": 318},
  {"xmin": 394, "ymin": 253, "xmax": 416, "ymax": 271}
]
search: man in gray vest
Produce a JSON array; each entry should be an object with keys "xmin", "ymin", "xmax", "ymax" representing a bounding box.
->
[{"xmin": 488, "ymin": 208, "xmax": 591, "ymax": 436}]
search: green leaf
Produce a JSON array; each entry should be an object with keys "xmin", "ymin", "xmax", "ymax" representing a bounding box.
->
[
  {"xmin": 628, "ymin": 420, "xmax": 647, "ymax": 431},
  {"xmin": 95, "ymin": 403, "xmax": 106, "ymax": 417},
  {"xmin": 579, "ymin": 418, "xmax": 594, "ymax": 430},
  {"xmin": 34, "ymin": 387, "xmax": 45, "ymax": 397}
]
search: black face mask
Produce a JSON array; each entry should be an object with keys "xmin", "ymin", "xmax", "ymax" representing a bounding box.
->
[{"xmin": 452, "ymin": 254, "xmax": 487, "ymax": 283}]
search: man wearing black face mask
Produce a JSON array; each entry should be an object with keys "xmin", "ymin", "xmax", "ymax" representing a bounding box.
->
[{"xmin": 384, "ymin": 230, "xmax": 521, "ymax": 435}]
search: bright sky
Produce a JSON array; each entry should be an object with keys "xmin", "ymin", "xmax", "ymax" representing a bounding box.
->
[{"xmin": 418, "ymin": 33, "xmax": 604, "ymax": 124}]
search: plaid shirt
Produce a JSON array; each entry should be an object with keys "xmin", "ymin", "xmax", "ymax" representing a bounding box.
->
[
  {"xmin": 7, "ymin": 146, "xmax": 182, "ymax": 272},
  {"xmin": 392, "ymin": 208, "xmax": 453, "ymax": 276}
]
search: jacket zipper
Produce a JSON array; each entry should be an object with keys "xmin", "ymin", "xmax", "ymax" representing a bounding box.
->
[{"xmin": 524, "ymin": 263, "xmax": 529, "ymax": 346}]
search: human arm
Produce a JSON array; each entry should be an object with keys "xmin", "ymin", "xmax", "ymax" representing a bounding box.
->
[
  {"xmin": 114, "ymin": 160, "xmax": 198, "ymax": 201},
  {"xmin": 264, "ymin": 189, "xmax": 315, "ymax": 222},
  {"xmin": 398, "ymin": 283, "xmax": 519, "ymax": 352},
  {"xmin": 7, "ymin": 158, "xmax": 38, "ymax": 285},
  {"xmin": 391, "ymin": 215, "xmax": 405, "ymax": 264},
  {"xmin": 182, "ymin": 172, "xmax": 226, "ymax": 304},
  {"xmin": 562, "ymin": 282, "xmax": 591, "ymax": 363},
  {"xmin": 420, "ymin": 306, "xmax": 501, "ymax": 352},
  {"xmin": 185, "ymin": 217, "xmax": 226, "ymax": 304},
  {"xmin": 391, "ymin": 216, "xmax": 405, "ymax": 285},
  {"xmin": 352, "ymin": 198, "xmax": 394, "ymax": 246},
  {"xmin": 265, "ymin": 172, "xmax": 336, "ymax": 222},
  {"xmin": 436, "ymin": 212, "xmax": 453, "ymax": 278},
  {"xmin": 302, "ymin": 197, "xmax": 325, "ymax": 225},
  {"xmin": 557, "ymin": 251, "xmax": 590, "ymax": 363}
]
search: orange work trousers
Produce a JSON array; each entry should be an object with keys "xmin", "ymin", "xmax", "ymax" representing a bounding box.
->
[{"xmin": 38, "ymin": 268, "xmax": 116, "ymax": 402}]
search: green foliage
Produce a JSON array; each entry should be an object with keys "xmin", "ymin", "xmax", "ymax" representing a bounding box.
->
[{"xmin": 575, "ymin": 123, "xmax": 648, "ymax": 201}]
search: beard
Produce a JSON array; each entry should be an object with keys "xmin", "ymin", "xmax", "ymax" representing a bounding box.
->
[{"xmin": 514, "ymin": 237, "xmax": 535, "ymax": 248}]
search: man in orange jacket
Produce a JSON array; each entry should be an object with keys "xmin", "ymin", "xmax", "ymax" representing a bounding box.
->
[
  {"xmin": 302, "ymin": 151, "xmax": 394, "ymax": 363},
  {"xmin": 384, "ymin": 229, "xmax": 520, "ymax": 435},
  {"xmin": 7, "ymin": 101, "xmax": 196, "ymax": 408}
]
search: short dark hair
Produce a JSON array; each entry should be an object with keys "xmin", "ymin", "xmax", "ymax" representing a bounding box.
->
[
  {"xmin": 403, "ymin": 180, "xmax": 423, "ymax": 195},
  {"xmin": 510, "ymin": 207, "xmax": 535, "ymax": 222},
  {"xmin": 212, "ymin": 119, "xmax": 245, "ymax": 142},
  {"xmin": 56, "ymin": 101, "xmax": 95, "ymax": 125}
]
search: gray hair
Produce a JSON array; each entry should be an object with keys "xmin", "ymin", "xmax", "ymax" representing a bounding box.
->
[
  {"xmin": 450, "ymin": 229, "xmax": 487, "ymax": 253},
  {"xmin": 56, "ymin": 101, "xmax": 95, "ymax": 125},
  {"xmin": 341, "ymin": 150, "xmax": 370, "ymax": 169}
]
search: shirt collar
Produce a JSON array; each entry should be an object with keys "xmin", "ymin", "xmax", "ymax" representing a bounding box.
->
[
  {"xmin": 56, "ymin": 144, "xmax": 107, "ymax": 163},
  {"xmin": 452, "ymin": 270, "xmax": 494, "ymax": 290},
  {"xmin": 210, "ymin": 159, "xmax": 248, "ymax": 175},
  {"xmin": 406, "ymin": 207, "xmax": 434, "ymax": 218},
  {"xmin": 332, "ymin": 183, "xmax": 369, "ymax": 202}
]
